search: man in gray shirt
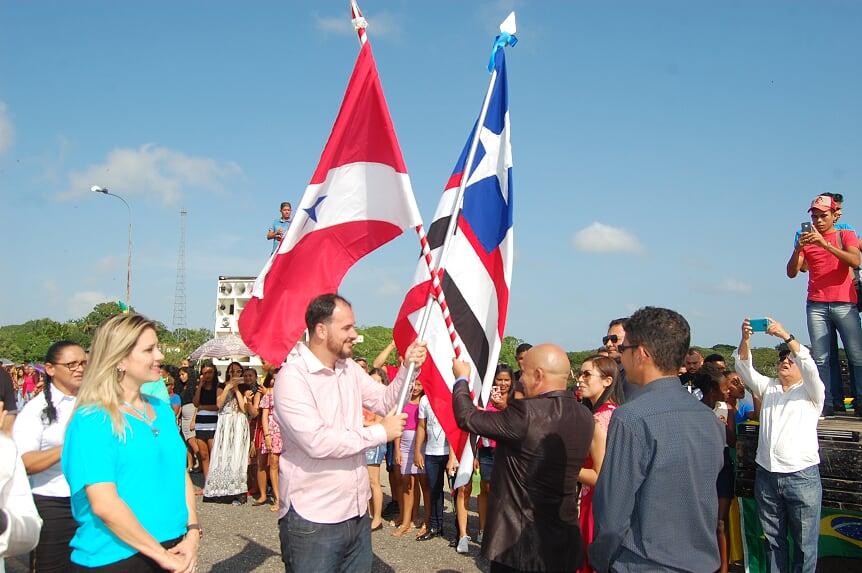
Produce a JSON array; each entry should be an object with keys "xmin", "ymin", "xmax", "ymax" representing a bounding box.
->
[{"xmin": 590, "ymin": 306, "xmax": 725, "ymax": 573}]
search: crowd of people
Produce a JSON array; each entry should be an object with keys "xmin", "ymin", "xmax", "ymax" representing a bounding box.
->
[{"xmin": 0, "ymin": 191, "xmax": 858, "ymax": 573}]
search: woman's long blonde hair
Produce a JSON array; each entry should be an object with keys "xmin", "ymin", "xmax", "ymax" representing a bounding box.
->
[{"xmin": 75, "ymin": 313, "xmax": 158, "ymax": 439}]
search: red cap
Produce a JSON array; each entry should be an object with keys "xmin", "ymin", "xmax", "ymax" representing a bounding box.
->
[{"xmin": 808, "ymin": 195, "xmax": 836, "ymax": 212}]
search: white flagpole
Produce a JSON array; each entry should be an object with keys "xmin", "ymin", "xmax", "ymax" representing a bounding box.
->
[
  {"xmin": 395, "ymin": 12, "xmax": 516, "ymax": 414},
  {"xmin": 350, "ymin": 0, "xmax": 368, "ymax": 46}
]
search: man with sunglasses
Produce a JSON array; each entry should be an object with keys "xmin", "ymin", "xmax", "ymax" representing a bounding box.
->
[
  {"xmin": 733, "ymin": 317, "xmax": 824, "ymax": 573},
  {"xmin": 590, "ymin": 307, "xmax": 724, "ymax": 573},
  {"xmin": 602, "ymin": 318, "xmax": 640, "ymax": 400},
  {"xmin": 787, "ymin": 194, "xmax": 862, "ymax": 416}
]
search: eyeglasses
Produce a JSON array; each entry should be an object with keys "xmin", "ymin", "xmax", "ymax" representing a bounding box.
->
[
  {"xmin": 777, "ymin": 355, "xmax": 794, "ymax": 365},
  {"xmin": 617, "ymin": 343, "xmax": 638, "ymax": 354},
  {"xmin": 602, "ymin": 335, "xmax": 619, "ymax": 345},
  {"xmin": 54, "ymin": 360, "xmax": 88, "ymax": 371},
  {"xmin": 576, "ymin": 370, "xmax": 600, "ymax": 379}
]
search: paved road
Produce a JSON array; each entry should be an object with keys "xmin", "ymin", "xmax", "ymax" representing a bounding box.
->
[{"xmin": 7, "ymin": 471, "xmax": 489, "ymax": 573}]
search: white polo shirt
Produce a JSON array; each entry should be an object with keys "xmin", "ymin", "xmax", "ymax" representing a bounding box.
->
[
  {"xmin": 11, "ymin": 384, "xmax": 77, "ymax": 497},
  {"xmin": 733, "ymin": 345, "xmax": 825, "ymax": 473}
]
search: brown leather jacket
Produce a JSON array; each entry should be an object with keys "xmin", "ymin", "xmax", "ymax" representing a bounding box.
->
[{"xmin": 453, "ymin": 381, "xmax": 594, "ymax": 571}]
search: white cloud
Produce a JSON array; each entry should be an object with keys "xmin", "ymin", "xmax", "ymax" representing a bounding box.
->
[
  {"xmin": 59, "ymin": 144, "xmax": 242, "ymax": 205},
  {"xmin": 691, "ymin": 277, "xmax": 753, "ymax": 296},
  {"xmin": 572, "ymin": 222, "xmax": 645, "ymax": 254},
  {"xmin": 714, "ymin": 278, "xmax": 753, "ymax": 295},
  {"xmin": 376, "ymin": 277, "xmax": 402, "ymax": 297},
  {"xmin": 68, "ymin": 291, "xmax": 110, "ymax": 317},
  {"xmin": 314, "ymin": 11, "xmax": 402, "ymax": 39},
  {"xmin": 0, "ymin": 102, "xmax": 15, "ymax": 154},
  {"xmin": 94, "ymin": 255, "xmax": 120, "ymax": 273}
]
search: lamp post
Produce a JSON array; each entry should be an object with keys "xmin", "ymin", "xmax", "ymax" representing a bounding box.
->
[{"xmin": 91, "ymin": 186, "xmax": 132, "ymax": 310}]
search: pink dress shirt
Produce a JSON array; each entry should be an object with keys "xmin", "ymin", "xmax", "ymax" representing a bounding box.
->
[{"xmin": 274, "ymin": 343, "xmax": 407, "ymax": 523}]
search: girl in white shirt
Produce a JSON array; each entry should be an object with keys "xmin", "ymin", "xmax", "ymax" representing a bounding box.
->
[{"xmin": 12, "ymin": 341, "xmax": 85, "ymax": 572}]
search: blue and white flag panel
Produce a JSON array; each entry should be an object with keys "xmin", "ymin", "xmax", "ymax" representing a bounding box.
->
[{"xmin": 394, "ymin": 48, "xmax": 513, "ymax": 486}]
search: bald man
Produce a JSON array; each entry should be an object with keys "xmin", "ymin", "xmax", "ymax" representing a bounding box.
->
[{"xmin": 451, "ymin": 345, "xmax": 594, "ymax": 573}]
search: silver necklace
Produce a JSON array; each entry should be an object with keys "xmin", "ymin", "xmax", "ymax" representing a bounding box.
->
[{"xmin": 123, "ymin": 400, "xmax": 159, "ymax": 437}]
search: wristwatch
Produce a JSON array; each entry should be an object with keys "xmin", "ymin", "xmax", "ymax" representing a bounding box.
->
[
  {"xmin": 186, "ymin": 523, "xmax": 203, "ymax": 538},
  {"xmin": 783, "ymin": 334, "xmax": 795, "ymax": 344}
]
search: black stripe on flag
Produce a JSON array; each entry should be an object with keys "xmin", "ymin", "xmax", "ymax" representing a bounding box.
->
[
  {"xmin": 441, "ymin": 273, "xmax": 490, "ymax": 383},
  {"xmin": 426, "ymin": 216, "xmax": 451, "ymax": 251}
]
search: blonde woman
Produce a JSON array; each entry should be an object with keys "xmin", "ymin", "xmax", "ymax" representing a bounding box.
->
[{"xmin": 61, "ymin": 314, "xmax": 200, "ymax": 572}]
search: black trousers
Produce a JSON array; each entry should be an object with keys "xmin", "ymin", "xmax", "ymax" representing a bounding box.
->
[
  {"xmin": 73, "ymin": 537, "xmax": 183, "ymax": 572},
  {"xmin": 31, "ymin": 495, "xmax": 76, "ymax": 573}
]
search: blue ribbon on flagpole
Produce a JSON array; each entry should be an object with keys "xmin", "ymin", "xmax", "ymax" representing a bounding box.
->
[{"xmin": 488, "ymin": 31, "xmax": 517, "ymax": 72}]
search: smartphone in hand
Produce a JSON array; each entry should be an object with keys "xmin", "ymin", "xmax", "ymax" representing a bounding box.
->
[
  {"xmin": 801, "ymin": 222, "xmax": 813, "ymax": 234},
  {"xmin": 750, "ymin": 318, "xmax": 769, "ymax": 332}
]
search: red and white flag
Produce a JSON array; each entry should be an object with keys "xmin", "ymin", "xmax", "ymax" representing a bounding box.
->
[{"xmin": 240, "ymin": 42, "xmax": 421, "ymax": 365}]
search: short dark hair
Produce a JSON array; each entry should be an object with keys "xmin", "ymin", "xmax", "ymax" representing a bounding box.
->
[
  {"xmin": 608, "ymin": 317, "xmax": 628, "ymax": 330},
  {"xmin": 624, "ymin": 307, "xmax": 690, "ymax": 374},
  {"xmin": 693, "ymin": 363, "xmax": 724, "ymax": 398},
  {"xmin": 280, "ymin": 201, "xmax": 292, "ymax": 209},
  {"xmin": 515, "ymin": 343, "xmax": 532, "ymax": 356},
  {"xmin": 704, "ymin": 353, "xmax": 725, "ymax": 364},
  {"xmin": 305, "ymin": 293, "xmax": 351, "ymax": 333},
  {"xmin": 686, "ymin": 348, "xmax": 703, "ymax": 358}
]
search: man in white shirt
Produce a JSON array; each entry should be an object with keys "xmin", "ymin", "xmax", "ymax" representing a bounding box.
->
[{"xmin": 733, "ymin": 317, "xmax": 824, "ymax": 573}]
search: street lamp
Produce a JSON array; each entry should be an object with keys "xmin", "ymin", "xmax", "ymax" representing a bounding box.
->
[{"xmin": 92, "ymin": 186, "xmax": 132, "ymax": 310}]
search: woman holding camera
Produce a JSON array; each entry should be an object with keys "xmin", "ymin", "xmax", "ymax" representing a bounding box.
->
[{"xmin": 202, "ymin": 361, "xmax": 250, "ymax": 503}]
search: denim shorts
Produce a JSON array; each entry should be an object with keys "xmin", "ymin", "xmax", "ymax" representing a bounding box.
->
[
  {"xmin": 365, "ymin": 443, "xmax": 386, "ymax": 465},
  {"xmin": 478, "ymin": 446, "xmax": 495, "ymax": 481}
]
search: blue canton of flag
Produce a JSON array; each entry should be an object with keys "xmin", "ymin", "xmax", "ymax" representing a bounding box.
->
[{"xmin": 454, "ymin": 49, "xmax": 513, "ymax": 254}]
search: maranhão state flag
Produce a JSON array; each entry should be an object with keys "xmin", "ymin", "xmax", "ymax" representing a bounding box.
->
[
  {"xmin": 393, "ymin": 45, "xmax": 514, "ymax": 487},
  {"xmin": 240, "ymin": 41, "xmax": 422, "ymax": 365}
]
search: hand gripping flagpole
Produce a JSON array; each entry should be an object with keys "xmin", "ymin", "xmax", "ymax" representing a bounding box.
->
[{"xmin": 395, "ymin": 12, "xmax": 518, "ymax": 415}]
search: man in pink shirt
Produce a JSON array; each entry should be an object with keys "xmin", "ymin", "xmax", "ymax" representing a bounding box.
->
[{"xmin": 274, "ymin": 293, "xmax": 427, "ymax": 572}]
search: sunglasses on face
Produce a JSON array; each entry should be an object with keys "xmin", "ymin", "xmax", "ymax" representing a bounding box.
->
[
  {"xmin": 777, "ymin": 355, "xmax": 794, "ymax": 365},
  {"xmin": 602, "ymin": 335, "xmax": 619, "ymax": 345},
  {"xmin": 617, "ymin": 343, "xmax": 638, "ymax": 354}
]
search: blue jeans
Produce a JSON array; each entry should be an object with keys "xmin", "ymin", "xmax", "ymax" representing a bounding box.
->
[
  {"xmin": 423, "ymin": 454, "xmax": 448, "ymax": 531},
  {"xmin": 279, "ymin": 508, "xmax": 371, "ymax": 573},
  {"xmin": 754, "ymin": 465, "xmax": 822, "ymax": 573},
  {"xmin": 805, "ymin": 301, "xmax": 862, "ymax": 408}
]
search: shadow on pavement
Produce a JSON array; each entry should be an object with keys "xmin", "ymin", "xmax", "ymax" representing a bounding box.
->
[
  {"xmin": 209, "ymin": 535, "xmax": 280, "ymax": 572},
  {"xmin": 372, "ymin": 553, "xmax": 396, "ymax": 573}
]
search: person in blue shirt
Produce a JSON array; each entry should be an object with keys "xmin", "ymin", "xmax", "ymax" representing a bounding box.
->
[
  {"xmin": 61, "ymin": 313, "xmax": 201, "ymax": 572},
  {"xmin": 266, "ymin": 201, "xmax": 292, "ymax": 254}
]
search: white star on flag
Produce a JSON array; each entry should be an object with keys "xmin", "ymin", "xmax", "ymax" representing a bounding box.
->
[{"xmin": 465, "ymin": 111, "xmax": 512, "ymax": 204}]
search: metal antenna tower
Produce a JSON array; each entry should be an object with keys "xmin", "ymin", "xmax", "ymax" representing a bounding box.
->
[{"xmin": 172, "ymin": 208, "xmax": 188, "ymax": 335}]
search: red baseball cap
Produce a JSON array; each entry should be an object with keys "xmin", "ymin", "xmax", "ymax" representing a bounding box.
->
[{"xmin": 809, "ymin": 195, "xmax": 836, "ymax": 212}]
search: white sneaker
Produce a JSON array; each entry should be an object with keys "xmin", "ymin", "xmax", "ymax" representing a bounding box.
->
[{"xmin": 456, "ymin": 535, "xmax": 470, "ymax": 554}]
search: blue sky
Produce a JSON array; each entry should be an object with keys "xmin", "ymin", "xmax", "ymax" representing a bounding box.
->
[{"xmin": 2, "ymin": 1, "xmax": 861, "ymax": 351}]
